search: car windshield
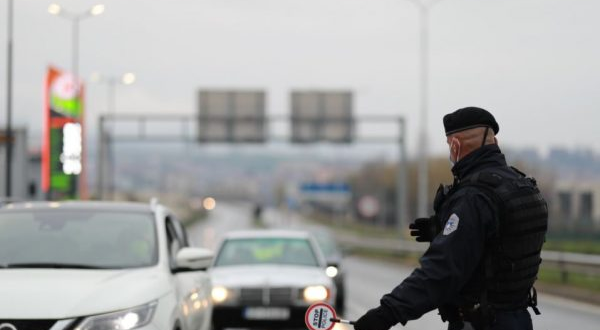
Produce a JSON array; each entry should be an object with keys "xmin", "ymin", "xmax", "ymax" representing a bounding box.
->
[
  {"xmin": 215, "ymin": 237, "xmax": 318, "ymax": 267},
  {"xmin": 0, "ymin": 209, "xmax": 157, "ymax": 269},
  {"xmin": 313, "ymin": 232, "xmax": 338, "ymax": 258}
]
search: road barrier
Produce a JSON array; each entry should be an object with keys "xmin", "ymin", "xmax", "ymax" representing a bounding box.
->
[
  {"xmin": 541, "ymin": 250, "xmax": 600, "ymax": 283},
  {"xmin": 335, "ymin": 233, "xmax": 600, "ymax": 284}
]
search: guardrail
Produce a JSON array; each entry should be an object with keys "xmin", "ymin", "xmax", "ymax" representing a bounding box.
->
[
  {"xmin": 334, "ymin": 233, "xmax": 600, "ymax": 283},
  {"xmin": 541, "ymin": 250, "xmax": 600, "ymax": 282}
]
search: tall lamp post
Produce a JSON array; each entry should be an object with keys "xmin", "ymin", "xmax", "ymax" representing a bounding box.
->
[
  {"xmin": 4, "ymin": 0, "xmax": 14, "ymax": 198},
  {"xmin": 48, "ymin": 3, "xmax": 105, "ymax": 89},
  {"xmin": 405, "ymin": 0, "xmax": 446, "ymax": 217},
  {"xmin": 48, "ymin": 3, "xmax": 104, "ymax": 200},
  {"xmin": 91, "ymin": 72, "xmax": 136, "ymax": 200}
]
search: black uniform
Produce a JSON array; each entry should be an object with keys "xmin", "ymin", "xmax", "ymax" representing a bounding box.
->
[{"xmin": 355, "ymin": 144, "xmax": 547, "ymax": 330}]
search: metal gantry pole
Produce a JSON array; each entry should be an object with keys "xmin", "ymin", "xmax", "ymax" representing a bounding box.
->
[
  {"xmin": 107, "ymin": 80, "xmax": 116, "ymax": 200},
  {"xmin": 97, "ymin": 116, "xmax": 106, "ymax": 199},
  {"xmin": 397, "ymin": 118, "xmax": 409, "ymax": 234},
  {"xmin": 4, "ymin": 0, "xmax": 14, "ymax": 197},
  {"xmin": 108, "ymin": 79, "xmax": 116, "ymax": 122}
]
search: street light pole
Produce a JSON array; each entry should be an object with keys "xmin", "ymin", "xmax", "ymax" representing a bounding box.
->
[
  {"xmin": 73, "ymin": 18, "xmax": 79, "ymax": 91},
  {"xmin": 4, "ymin": 0, "xmax": 14, "ymax": 197},
  {"xmin": 48, "ymin": 3, "xmax": 105, "ymax": 89},
  {"xmin": 48, "ymin": 3, "xmax": 104, "ymax": 200},
  {"xmin": 91, "ymin": 72, "xmax": 135, "ymax": 200},
  {"xmin": 417, "ymin": 4, "xmax": 430, "ymax": 218},
  {"xmin": 406, "ymin": 0, "xmax": 445, "ymax": 217}
]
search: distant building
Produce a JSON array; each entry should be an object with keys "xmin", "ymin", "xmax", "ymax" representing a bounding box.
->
[{"xmin": 553, "ymin": 180, "xmax": 600, "ymax": 230}]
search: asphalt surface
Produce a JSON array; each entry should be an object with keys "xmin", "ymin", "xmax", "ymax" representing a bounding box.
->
[
  {"xmin": 342, "ymin": 256, "xmax": 600, "ymax": 330},
  {"xmin": 188, "ymin": 203, "xmax": 600, "ymax": 329}
]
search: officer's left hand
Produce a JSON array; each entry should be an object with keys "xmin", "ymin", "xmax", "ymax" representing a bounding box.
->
[
  {"xmin": 354, "ymin": 306, "xmax": 397, "ymax": 330},
  {"xmin": 409, "ymin": 216, "xmax": 440, "ymax": 242}
]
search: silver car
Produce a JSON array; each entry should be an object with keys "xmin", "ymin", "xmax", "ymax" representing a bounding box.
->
[{"xmin": 210, "ymin": 230, "xmax": 336, "ymax": 330}]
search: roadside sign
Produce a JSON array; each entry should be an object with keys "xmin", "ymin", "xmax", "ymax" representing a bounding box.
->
[
  {"xmin": 291, "ymin": 91, "xmax": 354, "ymax": 143},
  {"xmin": 197, "ymin": 90, "xmax": 266, "ymax": 143},
  {"xmin": 305, "ymin": 303, "xmax": 336, "ymax": 330},
  {"xmin": 43, "ymin": 66, "xmax": 85, "ymax": 200},
  {"xmin": 300, "ymin": 183, "xmax": 351, "ymax": 194},
  {"xmin": 358, "ymin": 195, "xmax": 380, "ymax": 218}
]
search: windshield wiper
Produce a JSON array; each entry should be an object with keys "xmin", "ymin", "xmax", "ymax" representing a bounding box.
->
[{"xmin": 0, "ymin": 262, "xmax": 111, "ymax": 269}]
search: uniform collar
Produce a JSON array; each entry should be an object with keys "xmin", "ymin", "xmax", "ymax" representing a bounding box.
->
[{"xmin": 451, "ymin": 144, "xmax": 507, "ymax": 182}]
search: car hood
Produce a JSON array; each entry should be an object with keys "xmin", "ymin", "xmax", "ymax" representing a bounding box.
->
[
  {"xmin": 210, "ymin": 264, "xmax": 332, "ymax": 287},
  {"xmin": 0, "ymin": 267, "xmax": 171, "ymax": 319}
]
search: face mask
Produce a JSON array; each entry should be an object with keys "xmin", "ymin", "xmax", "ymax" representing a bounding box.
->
[
  {"xmin": 449, "ymin": 139, "xmax": 460, "ymax": 167},
  {"xmin": 449, "ymin": 154, "xmax": 455, "ymax": 167}
]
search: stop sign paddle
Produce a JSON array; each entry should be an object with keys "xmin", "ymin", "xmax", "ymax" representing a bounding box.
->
[{"xmin": 305, "ymin": 303, "xmax": 355, "ymax": 330}]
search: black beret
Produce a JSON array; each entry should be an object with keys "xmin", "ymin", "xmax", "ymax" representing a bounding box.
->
[{"xmin": 443, "ymin": 107, "xmax": 499, "ymax": 136}]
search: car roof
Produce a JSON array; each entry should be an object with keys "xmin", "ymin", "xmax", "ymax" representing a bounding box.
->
[
  {"xmin": 0, "ymin": 201, "xmax": 154, "ymax": 213},
  {"xmin": 222, "ymin": 229, "xmax": 315, "ymax": 240}
]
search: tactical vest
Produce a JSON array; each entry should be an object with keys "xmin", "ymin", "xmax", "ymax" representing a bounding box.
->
[{"xmin": 451, "ymin": 167, "xmax": 548, "ymax": 312}]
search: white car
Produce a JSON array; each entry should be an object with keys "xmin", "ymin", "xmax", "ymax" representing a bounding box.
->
[
  {"xmin": 0, "ymin": 201, "xmax": 214, "ymax": 330},
  {"xmin": 210, "ymin": 230, "xmax": 336, "ymax": 330}
]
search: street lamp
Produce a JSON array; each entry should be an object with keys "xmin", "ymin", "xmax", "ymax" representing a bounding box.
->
[
  {"xmin": 90, "ymin": 72, "xmax": 136, "ymax": 200},
  {"xmin": 48, "ymin": 3, "xmax": 105, "ymax": 89},
  {"xmin": 4, "ymin": 0, "xmax": 14, "ymax": 197},
  {"xmin": 90, "ymin": 72, "xmax": 136, "ymax": 120},
  {"xmin": 404, "ymin": 0, "xmax": 446, "ymax": 217}
]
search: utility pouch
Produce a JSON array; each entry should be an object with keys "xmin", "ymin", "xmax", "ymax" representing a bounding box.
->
[
  {"xmin": 439, "ymin": 305, "xmax": 464, "ymax": 330},
  {"xmin": 460, "ymin": 304, "xmax": 495, "ymax": 330}
]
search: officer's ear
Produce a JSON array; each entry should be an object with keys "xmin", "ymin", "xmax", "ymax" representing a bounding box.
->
[{"xmin": 451, "ymin": 137, "xmax": 460, "ymax": 153}]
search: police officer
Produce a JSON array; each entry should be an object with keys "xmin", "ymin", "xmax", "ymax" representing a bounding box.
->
[{"xmin": 353, "ymin": 107, "xmax": 548, "ymax": 330}]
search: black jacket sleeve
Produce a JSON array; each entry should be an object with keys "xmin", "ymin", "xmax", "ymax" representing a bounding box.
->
[{"xmin": 379, "ymin": 189, "xmax": 498, "ymax": 325}]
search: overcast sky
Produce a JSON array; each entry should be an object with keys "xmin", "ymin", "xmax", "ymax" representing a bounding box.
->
[{"xmin": 1, "ymin": 0, "xmax": 599, "ymax": 157}]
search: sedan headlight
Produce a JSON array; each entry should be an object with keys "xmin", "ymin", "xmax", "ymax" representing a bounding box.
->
[
  {"xmin": 326, "ymin": 266, "xmax": 338, "ymax": 278},
  {"xmin": 211, "ymin": 286, "xmax": 230, "ymax": 304},
  {"xmin": 303, "ymin": 285, "xmax": 329, "ymax": 302},
  {"xmin": 77, "ymin": 301, "xmax": 157, "ymax": 330}
]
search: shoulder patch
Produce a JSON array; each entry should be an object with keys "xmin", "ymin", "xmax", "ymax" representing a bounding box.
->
[{"xmin": 443, "ymin": 213, "xmax": 460, "ymax": 235}]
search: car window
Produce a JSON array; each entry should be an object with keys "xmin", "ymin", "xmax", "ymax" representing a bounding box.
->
[
  {"xmin": 0, "ymin": 210, "xmax": 157, "ymax": 269},
  {"xmin": 313, "ymin": 232, "xmax": 338, "ymax": 258},
  {"xmin": 215, "ymin": 238, "xmax": 318, "ymax": 267}
]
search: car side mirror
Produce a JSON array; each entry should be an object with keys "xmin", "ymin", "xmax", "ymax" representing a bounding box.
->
[{"xmin": 174, "ymin": 247, "xmax": 213, "ymax": 272}]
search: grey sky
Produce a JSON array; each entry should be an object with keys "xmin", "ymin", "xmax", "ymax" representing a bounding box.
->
[{"xmin": 1, "ymin": 0, "xmax": 599, "ymax": 156}]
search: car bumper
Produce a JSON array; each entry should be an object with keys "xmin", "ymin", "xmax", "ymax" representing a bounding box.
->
[{"xmin": 212, "ymin": 306, "xmax": 308, "ymax": 329}]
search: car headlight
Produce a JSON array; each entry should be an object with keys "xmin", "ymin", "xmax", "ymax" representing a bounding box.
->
[
  {"xmin": 326, "ymin": 266, "xmax": 338, "ymax": 278},
  {"xmin": 76, "ymin": 301, "xmax": 157, "ymax": 330},
  {"xmin": 303, "ymin": 285, "xmax": 329, "ymax": 302},
  {"xmin": 211, "ymin": 286, "xmax": 229, "ymax": 304}
]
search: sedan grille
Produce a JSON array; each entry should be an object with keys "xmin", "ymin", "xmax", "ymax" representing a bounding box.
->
[
  {"xmin": 0, "ymin": 320, "xmax": 57, "ymax": 330},
  {"xmin": 240, "ymin": 287, "xmax": 293, "ymax": 306}
]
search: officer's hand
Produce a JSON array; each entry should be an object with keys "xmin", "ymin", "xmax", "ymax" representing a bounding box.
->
[
  {"xmin": 409, "ymin": 216, "xmax": 440, "ymax": 242},
  {"xmin": 354, "ymin": 306, "xmax": 396, "ymax": 330}
]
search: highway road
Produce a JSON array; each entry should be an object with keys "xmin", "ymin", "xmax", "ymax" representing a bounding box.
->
[{"xmin": 188, "ymin": 203, "xmax": 600, "ymax": 329}]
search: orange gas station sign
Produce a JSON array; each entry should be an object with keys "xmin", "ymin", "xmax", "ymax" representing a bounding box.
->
[{"xmin": 42, "ymin": 66, "xmax": 86, "ymax": 200}]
